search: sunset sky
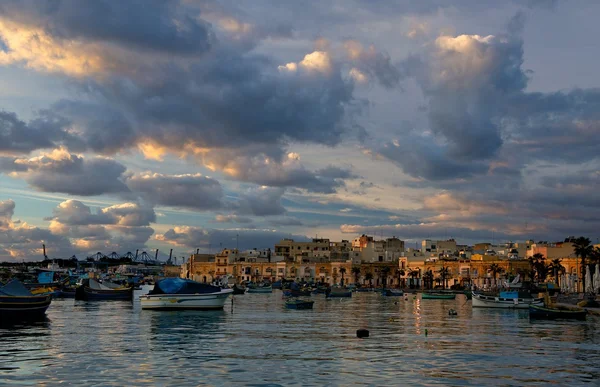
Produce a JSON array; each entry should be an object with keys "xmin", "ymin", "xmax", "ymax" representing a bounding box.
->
[{"xmin": 1, "ymin": 0, "xmax": 599, "ymax": 261}]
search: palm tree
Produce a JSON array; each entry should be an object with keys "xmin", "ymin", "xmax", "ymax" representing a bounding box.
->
[
  {"xmin": 573, "ymin": 237, "xmax": 593, "ymax": 292},
  {"xmin": 408, "ymin": 268, "xmax": 420, "ymax": 289},
  {"xmin": 365, "ymin": 272, "xmax": 373, "ymax": 288},
  {"xmin": 488, "ymin": 263, "xmax": 504, "ymax": 288},
  {"xmin": 379, "ymin": 266, "xmax": 391, "ymax": 290},
  {"xmin": 528, "ymin": 253, "xmax": 550, "ymax": 283},
  {"xmin": 438, "ymin": 266, "xmax": 450, "ymax": 289},
  {"xmin": 423, "ymin": 270, "xmax": 434, "ymax": 290},
  {"xmin": 550, "ymin": 258, "xmax": 565, "ymax": 287},
  {"xmin": 339, "ymin": 267, "xmax": 347, "ymax": 286},
  {"xmin": 351, "ymin": 266, "xmax": 361, "ymax": 285},
  {"xmin": 397, "ymin": 269, "xmax": 406, "ymax": 288}
]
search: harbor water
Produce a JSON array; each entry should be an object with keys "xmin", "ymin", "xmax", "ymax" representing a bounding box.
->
[{"xmin": 1, "ymin": 288, "xmax": 599, "ymax": 386}]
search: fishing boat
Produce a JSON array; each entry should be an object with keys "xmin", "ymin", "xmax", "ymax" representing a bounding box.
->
[
  {"xmin": 232, "ymin": 284, "xmax": 246, "ymax": 295},
  {"xmin": 472, "ymin": 290, "xmax": 543, "ymax": 309},
  {"xmin": 0, "ymin": 279, "xmax": 52, "ymax": 320},
  {"xmin": 140, "ymin": 278, "xmax": 233, "ymax": 310},
  {"xmin": 325, "ymin": 286, "xmax": 352, "ymax": 298},
  {"xmin": 75, "ymin": 279, "xmax": 133, "ymax": 301},
  {"xmin": 246, "ymin": 284, "xmax": 273, "ymax": 293},
  {"xmin": 529, "ymin": 304, "xmax": 587, "ymax": 320},
  {"xmin": 383, "ymin": 289, "xmax": 404, "ymax": 297},
  {"xmin": 283, "ymin": 289, "xmax": 312, "ymax": 297},
  {"xmin": 422, "ymin": 292, "xmax": 456, "ymax": 300},
  {"xmin": 284, "ymin": 298, "xmax": 314, "ymax": 310},
  {"xmin": 57, "ymin": 286, "xmax": 77, "ymax": 298}
]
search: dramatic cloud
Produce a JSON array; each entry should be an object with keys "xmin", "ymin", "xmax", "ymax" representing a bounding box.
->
[
  {"xmin": 49, "ymin": 200, "xmax": 155, "ymax": 227},
  {"xmin": 0, "ymin": 199, "xmax": 73, "ymax": 260},
  {"xmin": 344, "ymin": 40, "xmax": 401, "ymax": 88},
  {"xmin": 0, "ymin": 0, "xmax": 213, "ymax": 54},
  {"xmin": 1, "ymin": 1, "xmax": 599, "ymax": 252},
  {"xmin": 0, "ymin": 148, "xmax": 129, "ymax": 195},
  {"xmin": 0, "ymin": 199, "xmax": 15, "ymax": 229},
  {"xmin": 46, "ymin": 199, "xmax": 155, "ymax": 254},
  {"xmin": 0, "ymin": 111, "xmax": 67, "ymax": 155},
  {"xmin": 203, "ymin": 150, "xmax": 357, "ymax": 193},
  {"xmin": 125, "ymin": 173, "xmax": 224, "ymax": 211}
]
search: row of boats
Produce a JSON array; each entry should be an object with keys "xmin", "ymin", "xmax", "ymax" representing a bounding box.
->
[{"xmin": 1, "ymin": 276, "xmax": 590, "ymax": 321}]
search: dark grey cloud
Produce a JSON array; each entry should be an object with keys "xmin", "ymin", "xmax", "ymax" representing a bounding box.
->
[
  {"xmin": 125, "ymin": 173, "xmax": 224, "ymax": 211},
  {"xmin": 234, "ymin": 187, "xmax": 286, "ymax": 216},
  {"xmin": 0, "ymin": 149, "xmax": 129, "ymax": 196},
  {"xmin": 377, "ymin": 138, "xmax": 488, "ymax": 180},
  {"xmin": 48, "ymin": 100, "xmax": 138, "ymax": 155},
  {"xmin": 0, "ymin": 111, "xmax": 65, "ymax": 155},
  {"xmin": 0, "ymin": 0, "xmax": 213, "ymax": 55},
  {"xmin": 157, "ymin": 225, "xmax": 309, "ymax": 251},
  {"xmin": 81, "ymin": 49, "xmax": 354, "ymax": 151}
]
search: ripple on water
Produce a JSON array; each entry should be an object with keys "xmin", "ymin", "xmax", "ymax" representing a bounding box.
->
[{"xmin": 0, "ymin": 291, "xmax": 599, "ymax": 386}]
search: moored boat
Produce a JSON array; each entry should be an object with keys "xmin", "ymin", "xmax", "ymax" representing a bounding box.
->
[
  {"xmin": 141, "ymin": 278, "xmax": 233, "ymax": 310},
  {"xmin": 326, "ymin": 286, "xmax": 352, "ymax": 298},
  {"xmin": 0, "ymin": 280, "xmax": 52, "ymax": 321},
  {"xmin": 529, "ymin": 304, "xmax": 587, "ymax": 320},
  {"xmin": 247, "ymin": 285, "xmax": 273, "ymax": 293},
  {"xmin": 285, "ymin": 298, "xmax": 314, "ymax": 310},
  {"xmin": 383, "ymin": 289, "xmax": 404, "ymax": 297},
  {"xmin": 472, "ymin": 290, "xmax": 543, "ymax": 309},
  {"xmin": 75, "ymin": 279, "xmax": 133, "ymax": 301},
  {"xmin": 232, "ymin": 284, "xmax": 246, "ymax": 295},
  {"xmin": 422, "ymin": 292, "xmax": 456, "ymax": 300}
]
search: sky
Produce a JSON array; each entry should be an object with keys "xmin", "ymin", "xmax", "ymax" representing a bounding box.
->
[{"xmin": 1, "ymin": 0, "xmax": 600, "ymax": 261}]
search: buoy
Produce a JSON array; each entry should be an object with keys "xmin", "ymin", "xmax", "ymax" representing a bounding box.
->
[{"xmin": 357, "ymin": 329, "xmax": 369, "ymax": 338}]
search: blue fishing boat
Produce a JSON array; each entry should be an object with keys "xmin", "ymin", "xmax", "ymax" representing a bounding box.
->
[
  {"xmin": 75, "ymin": 279, "xmax": 133, "ymax": 301},
  {"xmin": 285, "ymin": 298, "xmax": 314, "ymax": 310},
  {"xmin": 0, "ymin": 280, "xmax": 52, "ymax": 321}
]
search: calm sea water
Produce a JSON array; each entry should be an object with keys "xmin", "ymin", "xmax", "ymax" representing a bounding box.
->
[{"xmin": 1, "ymin": 287, "xmax": 599, "ymax": 386}]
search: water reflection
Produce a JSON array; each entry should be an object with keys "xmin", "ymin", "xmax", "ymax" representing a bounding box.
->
[{"xmin": 0, "ymin": 291, "xmax": 599, "ymax": 385}]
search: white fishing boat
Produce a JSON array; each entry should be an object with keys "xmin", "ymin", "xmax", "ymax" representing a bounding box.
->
[
  {"xmin": 141, "ymin": 278, "xmax": 233, "ymax": 310},
  {"xmin": 472, "ymin": 290, "xmax": 543, "ymax": 309}
]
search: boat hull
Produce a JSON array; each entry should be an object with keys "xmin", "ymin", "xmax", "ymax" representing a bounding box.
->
[
  {"xmin": 232, "ymin": 286, "xmax": 246, "ymax": 295},
  {"xmin": 140, "ymin": 290, "xmax": 233, "ymax": 310},
  {"xmin": 422, "ymin": 293, "xmax": 456, "ymax": 300},
  {"xmin": 383, "ymin": 289, "xmax": 404, "ymax": 297},
  {"xmin": 529, "ymin": 305, "xmax": 587, "ymax": 320},
  {"xmin": 283, "ymin": 289, "xmax": 312, "ymax": 297},
  {"xmin": 75, "ymin": 286, "xmax": 133, "ymax": 301},
  {"xmin": 472, "ymin": 292, "xmax": 543, "ymax": 309},
  {"xmin": 0, "ymin": 295, "xmax": 52, "ymax": 320},
  {"xmin": 285, "ymin": 300, "xmax": 314, "ymax": 309},
  {"xmin": 247, "ymin": 287, "xmax": 273, "ymax": 294},
  {"xmin": 326, "ymin": 291, "xmax": 352, "ymax": 298}
]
